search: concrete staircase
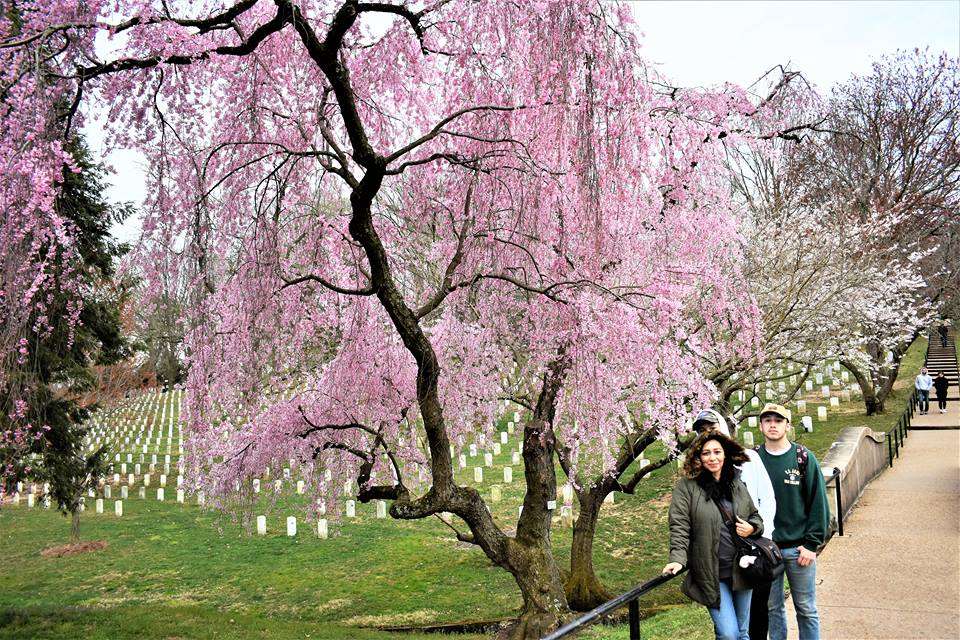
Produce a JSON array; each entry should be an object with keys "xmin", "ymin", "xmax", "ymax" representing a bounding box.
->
[{"xmin": 912, "ymin": 324, "xmax": 959, "ymax": 430}]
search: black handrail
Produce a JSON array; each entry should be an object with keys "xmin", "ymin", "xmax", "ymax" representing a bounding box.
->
[
  {"xmin": 541, "ymin": 569, "xmax": 687, "ymax": 640},
  {"xmin": 824, "ymin": 466, "xmax": 844, "ymax": 537}
]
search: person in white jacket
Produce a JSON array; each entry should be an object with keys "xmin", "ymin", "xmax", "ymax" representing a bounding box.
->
[{"xmin": 692, "ymin": 408, "xmax": 777, "ymax": 640}]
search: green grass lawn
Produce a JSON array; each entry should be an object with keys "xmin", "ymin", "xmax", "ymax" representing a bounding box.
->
[{"xmin": 0, "ymin": 339, "xmax": 928, "ymax": 639}]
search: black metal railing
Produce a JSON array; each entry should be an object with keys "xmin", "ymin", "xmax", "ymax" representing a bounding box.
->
[
  {"xmin": 824, "ymin": 466, "xmax": 844, "ymax": 537},
  {"xmin": 887, "ymin": 387, "xmax": 916, "ymax": 467},
  {"xmin": 541, "ymin": 569, "xmax": 686, "ymax": 640}
]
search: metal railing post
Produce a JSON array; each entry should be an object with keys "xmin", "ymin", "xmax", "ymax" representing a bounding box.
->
[
  {"xmin": 628, "ymin": 599, "xmax": 641, "ymax": 640},
  {"xmin": 833, "ymin": 467, "xmax": 843, "ymax": 537},
  {"xmin": 888, "ymin": 432, "xmax": 894, "ymax": 467}
]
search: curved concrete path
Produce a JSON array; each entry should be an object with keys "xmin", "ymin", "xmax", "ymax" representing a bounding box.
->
[{"xmin": 786, "ymin": 429, "xmax": 960, "ymax": 639}]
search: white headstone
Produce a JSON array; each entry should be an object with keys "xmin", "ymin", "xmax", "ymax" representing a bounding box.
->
[
  {"xmin": 104, "ymin": 485, "xmax": 112, "ymax": 499},
  {"xmin": 197, "ymin": 491, "xmax": 205, "ymax": 506},
  {"xmin": 512, "ymin": 451, "xmax": 521, "ymax": 465},
  {"xmin": 500, "ymin": 431, "xmax": 508, "ymax": 444},
  {"xmin": 253, "ymin": 479, "xmax": 260, "ymax": 493},
  {"xmin": 296, "ymin": 480, "xmax": 305, "ymax": 494},
  {"xmin": 751, "ymin": 396, "xmax": 760, "ymax": 407},
  {"xmin": 345, "ymin": 500, "xmax": 356, "ymax": 518},
  {"xmin": 317, "ymin": 518, "xmax": 328, "ymax": 539},
  {"xmin": 469, "ymin": 444, "xmax": 477, "ymax": 457},
  {"xmin": 95, "ymin": 498, "xmax": 104, "ymax": 513},
  {"xmin": 747, "ymin": 416, "xmax": 758, "ymax": 428},
  {"xmin": 484, "ymin": 453, "xmax": 493, "ymax": 467},
  {"xmin": 797, "ymin": 400, "xmax": 807, "ymax": 414},
  {"xmin": 492, "ymin": 442, "xmax": 501, "ymax": 455},
  {"xmin": 474, "ymin": 467, "xmax": 483, "ymax": 483},
  {"xmin": 115, "ymin": 500, "xmax": 123, "ymax": 517},
  {"xmin": 157, "ymin": 488, "xmax": 164, "ymax": 501},
  {"xmin": 802, "ymin": 416, "xmax": 814, "ymax": 432},
  {"xmin": 817, "ymin": 406, "xmax": 828, "ymax": 422},
  {"xmin": 143, "ymin": 473, "xmax": 151, "ymax": 487},
  {"xmin": 743, "ymin": 431, "xmax": 755, "ymax": 447},
  {"xmin": 491, "ymin": 485, "xmax": 502, "ymax": 502},
  {"xmin": 375, "ymin": 500, "xmax": 387, "ymax": 518},
  {"xmin": 503, "ymin": 467, "xmax": 513, "ymax": 483},
  {"xmin": 821, "ymin": 385, "xmax": 831, "ymax": 399},
  {"xmin": 815, "ymin": 373, "xmax": 823, "ymax": 384},
  {"xmin": 546, "ymin": 499, "xmax": 557, "ymax": 510},
  {"xmin": 177, "ymin": 489, "xmax": 185, "ymax": 503},
  {"xmin": 121, "ymin": 486, "xmax": 128, "ymax": 499},
  {"xmin": 830, "ymin": 396, "xmax": 840, "ymax": 408},
  {"xmin": 805, "ymin": 380, "xmax": 814, "ymax": 391},
  {"xmin": 603, "ymin": 492, "xmax": 615, "ymax": 504},
  {"xmin": 286, "ymin": 516, "xmax": 297, "ymax": 537}
]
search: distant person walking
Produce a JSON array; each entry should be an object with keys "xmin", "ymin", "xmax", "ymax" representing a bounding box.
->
[
  {"xmin": 915, "ymin": 367, "xmax": 934, "ymax": 415},
  {"xmin": 933, "ymin": 371, "xmax": 950, "ymax": 414},
  {"xmin": 663, "ymin": 430, "xmax": 764, "ymax": 640},
  {"xmin": 756, "ymin": 404, "xmax": 830, "ymax": 640},
  {"xmin": 690, "ymin": 408, "xmax": 778, "ymax": 640},
  {"xmin": 938, "ymin": 323, "xmax": 949, "ymax": 348}
]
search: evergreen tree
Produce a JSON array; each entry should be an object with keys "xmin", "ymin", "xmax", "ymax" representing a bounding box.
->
[{"xmin": 2, "ymin": 134, "xmax": 132, "ymax": 541}]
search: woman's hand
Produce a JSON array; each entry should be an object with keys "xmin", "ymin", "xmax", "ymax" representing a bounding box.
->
[
  {"xmin": 735, "ymin": 516, "xmax": 755, "ymax": 538},
  {"xmin": 662, "ymin": 562, "xmax": 683, "ymax": 575}
]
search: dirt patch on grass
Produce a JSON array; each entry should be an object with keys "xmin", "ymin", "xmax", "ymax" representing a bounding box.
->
[{"xmin": 41, "ymin": 540, "xmax": 109, "ymax": 558}]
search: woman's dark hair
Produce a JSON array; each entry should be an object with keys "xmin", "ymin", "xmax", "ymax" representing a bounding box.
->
[{"xmin": 681, "ymin": 430, "xmax": 749, "ymax": 480}]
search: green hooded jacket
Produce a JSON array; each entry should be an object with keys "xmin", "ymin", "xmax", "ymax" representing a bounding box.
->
[{"xmin": 667, "ymin": 474, "xmax": 764, "ymax": 608}]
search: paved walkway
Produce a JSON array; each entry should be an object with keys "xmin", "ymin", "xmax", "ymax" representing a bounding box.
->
[{"xmin": 785, "ymin": 428, "xmax": 960, "ymax": 639}]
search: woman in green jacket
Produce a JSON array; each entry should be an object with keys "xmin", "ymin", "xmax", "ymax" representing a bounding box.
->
[{"xmin": 662, "ymin": 430, "xmax": 763, "ymax": 640}]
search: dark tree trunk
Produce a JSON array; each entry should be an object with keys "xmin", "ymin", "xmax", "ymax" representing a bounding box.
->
[
  {"xmin": 565, "ymin": 487, "xmax": 613, "ymax": 611},
  {"xmin": 70, "ymin": 509, "xmax": 80, "ymax": 543},
  {"xmin": 507, "ymin": 540, "xmax": 569, "ymax": 639},
  {"xmin": 841, "ymin": 358, "xmax": 880, "ymax": 415}
]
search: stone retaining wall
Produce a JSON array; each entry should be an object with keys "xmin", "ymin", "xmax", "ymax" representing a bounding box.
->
[{"xmin": 819, "ymin": 426, "xmax": 889, "ymax": 537}]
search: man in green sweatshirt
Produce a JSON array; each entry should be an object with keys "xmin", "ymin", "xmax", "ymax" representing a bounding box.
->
[{"xmin": 756, "ymin": 403, "xmax": 830, "ymax": 640}]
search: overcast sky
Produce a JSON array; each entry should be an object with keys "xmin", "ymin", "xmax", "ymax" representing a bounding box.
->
[{"xmin": 92, "ymin": 0, "xmax": 960, "ymax": 243}]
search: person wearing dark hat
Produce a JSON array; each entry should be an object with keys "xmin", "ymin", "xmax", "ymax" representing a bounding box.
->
[
  {"xmin": 756, "ymin": 403, "xmax": 830, "ymax": 640},
  {"xmin": 933, "ymin": 371, "xmax": 950, "ymax": 414}
]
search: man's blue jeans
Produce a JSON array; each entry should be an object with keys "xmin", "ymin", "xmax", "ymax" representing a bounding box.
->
[
  {"xmin": 708, "ymin": 579, "xmax": 752, "ymax": 640},
  {"xmin": 918, "ymin": 389, "xmax": 930, "ymax": 412},
  {"xmin": 768, "ymin": 546, "xmax": 820, "ymax": 640}
]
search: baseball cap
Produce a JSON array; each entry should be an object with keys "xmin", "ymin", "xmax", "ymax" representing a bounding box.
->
[
  {"xmin": 759, "ymin": 403, "xmax": 791, "ymax": 423},
  {"xmin": 691, "ymin": 409, "xmax": 731, "ymax": 437}
]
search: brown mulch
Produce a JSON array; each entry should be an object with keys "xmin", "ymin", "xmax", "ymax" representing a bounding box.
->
[{"xmin": 40, "ymin": 540, "xmax": 108, "ymax": 558}]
